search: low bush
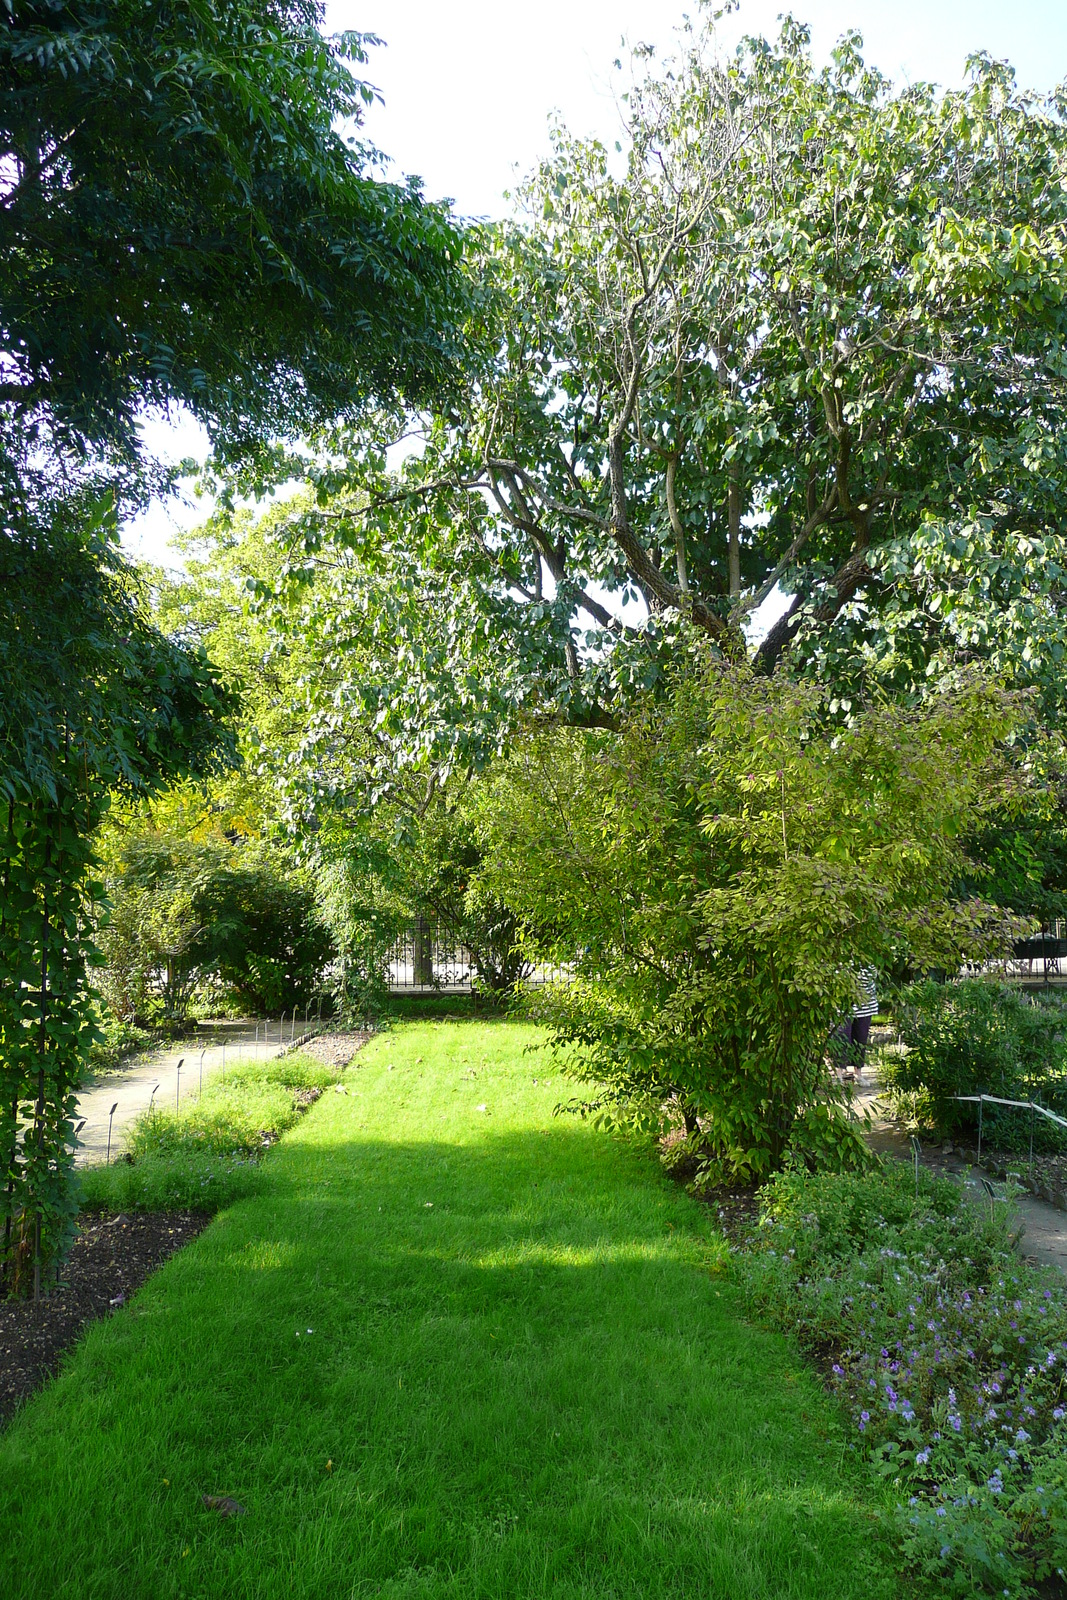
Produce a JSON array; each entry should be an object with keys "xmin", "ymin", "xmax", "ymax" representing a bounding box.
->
[
  {"xmin": 884, "ymin": 978, "xmax": 1067, "ymax": 1149},
  {"xmin": 79, "ymin": 1051, "xmax": 340, "ymax": 1211},
  {"xmin": 738, "ymin": 1161, "xmax": 1067, "ymax": 1596}
]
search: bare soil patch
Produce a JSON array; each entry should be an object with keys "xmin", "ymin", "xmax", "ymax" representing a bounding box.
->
[
  {"xmin": 0, "ymin": 1210, "xmax": 209, "ymax": 1429},
  {"xmin": 298, "ymin": 1029, "xmax": 373, "ymax": 1069}
]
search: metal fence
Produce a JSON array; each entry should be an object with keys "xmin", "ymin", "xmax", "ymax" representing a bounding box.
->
[
  {"xmin": 1016, "ymin": 921, "xmax": 1067, "ymax": 983},
  {"xmin": 385, "ymin": 923, "xmax": 565, "ymax": 993},
  {"xmin": 966, "ymin": 921, "xmax": 1067, "ymax": 986},
  {"xmin": 951, "ymin": 1092, "xmax": 1067, "ymax": 1168}
]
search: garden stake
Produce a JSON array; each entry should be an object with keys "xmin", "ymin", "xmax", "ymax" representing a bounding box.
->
[
  {"xmin": 148, "ymin": 1082, "xmax": 160, "ymax": 1112},
  {"xmin": 910, "ymin": 1134, "xmax": 922, "ymax": 1197},
  {"xmin": 106, "ymin": 1102, "xmax": 118, "ymax": 1166},
  {"xmin": 175, "ymin": 1058, "xmax": 183, "ymax": 1111},
  {"xmin": 978, "ymin": 1094, "xmax": 984, "ymax": 1165},
  {"xmin": 1030, "ymin": 1101, "xmax": 1036, "ymax": 1177},
  {"xmin": 221, "ymin": 1040, "xmax": 226, "ymax": 1083},
  {"xmin": 199, "ymin": 1049, "xmax": 205, "ymax": 1097},
  {"xmin": 981, "ymin": 1176, "xmax": 997, "ymax": 1226}
]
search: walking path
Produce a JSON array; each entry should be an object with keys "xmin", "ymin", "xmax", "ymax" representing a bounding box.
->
[
  {"xmin": 73, "ymin": 1019, "xmax": 303, "ymax": 1168},
  {"xmin": 849, "ymin": 1059, "xmax": 1067, "ymax": 1276}
]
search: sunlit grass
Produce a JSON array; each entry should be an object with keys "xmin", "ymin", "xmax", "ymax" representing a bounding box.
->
[{"xmin": 2, "ymin": 1021, "xmax": 903, "ymax": 1598}]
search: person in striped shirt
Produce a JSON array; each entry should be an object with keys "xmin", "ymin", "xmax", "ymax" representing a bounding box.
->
[{"xmin": 833, "ymin": 967, "xmax": 878, "ymax": 1076}]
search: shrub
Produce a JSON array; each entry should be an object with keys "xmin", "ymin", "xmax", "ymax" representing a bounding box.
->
[
  {"xmin": 738, "ymin": 1162, "xmax": 1067, "ymax": 1596},
  {"xmin": 483, "ymin": 658, "xmax": 1023, "ymax": 1181},
  {"xmin": 884, "ymin": 978, "xmax": 1067, "ymax": 1148},
  {"xmin": 96, "ymin": 816, "xmax": 335, "ymax": 1023},
  {"xmin": 85, "ymin": 1011, "xmax": 153, "ymax": 1076}
]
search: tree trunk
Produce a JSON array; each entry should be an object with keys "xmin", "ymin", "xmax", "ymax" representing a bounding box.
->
[
  {"xmin": 727, "ymin": 460, "xmax": 741, "ymax": 599},
  {"xmin": 412, "ymin": 916, "xmax": 434, "ymax": 987}
]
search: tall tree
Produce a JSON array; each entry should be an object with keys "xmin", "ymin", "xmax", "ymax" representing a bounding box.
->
[
  {"xmin": 0, "ymin": 0, "xmax": 464, "ymax": 475},
  {"xmin": 260, "ymin": 17, "xmax": 1067, "ymax": 760},
  {"xmin": 0, "ymin": 1, "xmax": 467, "ymax": 1295}
]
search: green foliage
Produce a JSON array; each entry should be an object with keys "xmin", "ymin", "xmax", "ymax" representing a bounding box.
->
[
  {"xmin": 962, "ymin": 739, "xmax": 1067, "ymax": 926},
  {"xmin": 739, "ymin": 1162, "xmax": 1067, "ymax": 1597},
  {"xmin": 0, "ymin": 780, "xmax": 107, "ymax": 1295},
  {"xmin": 84, "ymin": 1012, "xmax": 152, "ymax": 1078},
  {"xmin": 884, "ymin": 979, "xmax": 1067, "ymax": 1145},
  {"xmin": 0, "ymin": 0, "xmax": 465, "ymax": 471},
  {"xmin": 483, "ymin": 656, "xmax": 1023, "ymax": 1181},
  {"xmin": 0, "ymin": 508, "xmax": 237, "ymax": 806},
  {"xmin": 251, "ymin": 18, "xmax": 1067, "ymax": 768},
  {"xmin": 96, "ymin": 805, "xmax": 335, "ymax": 1022}
]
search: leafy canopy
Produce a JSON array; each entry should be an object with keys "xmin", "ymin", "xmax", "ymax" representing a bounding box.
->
[
  {"xmin": 256, "ymin": 16, "xmax": 1067, "ymax": 770},
  {"xmin": 0, "ymin": 0, "xmax": 466, "ymax": 476}
]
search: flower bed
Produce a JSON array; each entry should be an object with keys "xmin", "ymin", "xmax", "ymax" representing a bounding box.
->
[{"xmin": 737, "ymin": 1162, "xmax": 1067, "ymax": 1597}]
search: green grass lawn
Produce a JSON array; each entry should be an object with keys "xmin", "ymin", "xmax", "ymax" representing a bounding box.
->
[{"xmin": 0, "ymin": 1022, "xmax": 902, "ymax": 1599}]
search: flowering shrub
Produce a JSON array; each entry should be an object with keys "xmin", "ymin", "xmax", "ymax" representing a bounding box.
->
[{"xmin": 738, "ymin": 1162, "xmax": 1067, "ymax": 1596}]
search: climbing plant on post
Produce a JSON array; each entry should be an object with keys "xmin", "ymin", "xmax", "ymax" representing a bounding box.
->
[
  {"xmin": 0, "ymin": 510, "xmax": 236, "ymax": 1298},
  {"xmin": 0, "ymin": 783, "xmax": 107, "ymax": 1297}
]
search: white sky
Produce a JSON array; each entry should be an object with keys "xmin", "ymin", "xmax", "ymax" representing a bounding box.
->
[{"xmin": 124, "ymin": 0, "xmax": 1067, "ymax": 578}]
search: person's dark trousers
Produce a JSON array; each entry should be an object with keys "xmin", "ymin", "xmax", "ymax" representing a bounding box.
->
[{"xmin": 833, "ymin": 1015, "xmax": 871, "ymax": 1070}]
